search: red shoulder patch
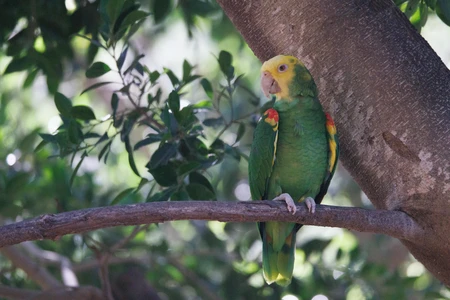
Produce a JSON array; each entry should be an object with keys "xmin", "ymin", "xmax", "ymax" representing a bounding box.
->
[
  {"xmin": 325, "ymin": 112, "xmax": 335, "ymax": 126},
  {"xmin": 264, "ymin": 108, "xmax": 279, "ymax": 123}
]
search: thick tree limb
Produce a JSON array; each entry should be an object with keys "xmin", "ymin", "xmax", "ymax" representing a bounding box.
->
[{"xmin": 0, "ymin": 201, "xmax": 424, "ymax": 248}]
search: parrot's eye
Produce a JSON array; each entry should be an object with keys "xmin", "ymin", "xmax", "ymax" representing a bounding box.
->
[{"xmin": 278, "ymin": 64, "xmax": 288, "ymax": 72}]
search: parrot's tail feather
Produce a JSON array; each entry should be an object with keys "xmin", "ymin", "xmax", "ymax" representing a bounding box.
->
[{"xmin": 262, "ymin": 229, "xmax": 296, "ymax": 286}]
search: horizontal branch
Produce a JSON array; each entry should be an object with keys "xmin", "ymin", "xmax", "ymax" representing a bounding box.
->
[{"xmin": 0, "ymin": 201, "xmax": 424, "ymax": 248}]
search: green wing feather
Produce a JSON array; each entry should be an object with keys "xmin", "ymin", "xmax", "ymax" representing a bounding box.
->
[
  {"xmin": 315, "ymin": 112, "xmax": 339, "ymax": 203},
  {"xmin": 248, "ymin": 108, "xmax": 278, "ymax": 201}
]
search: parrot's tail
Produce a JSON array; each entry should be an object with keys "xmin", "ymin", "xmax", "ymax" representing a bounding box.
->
[{"xmin": 261, "ymin": 228, "xmax": 296, "ymax": 286}]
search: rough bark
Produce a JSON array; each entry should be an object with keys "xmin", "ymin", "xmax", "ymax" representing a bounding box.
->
[
  {"xmin": 0, "ymin": 201, "xmax": 421, "ymax": 246},
  {"xmin": 217, "ymin": 0, "xmax": 450, "ymax": 285}
]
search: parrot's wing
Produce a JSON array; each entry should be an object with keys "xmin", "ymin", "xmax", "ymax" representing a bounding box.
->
[
  {"xmin": 248, "ymin": 108, "xmax": 279, "ymax": 200},
  {"xmin": 315, "ymin": 112, "xmax": 339, "ymax": 203}
]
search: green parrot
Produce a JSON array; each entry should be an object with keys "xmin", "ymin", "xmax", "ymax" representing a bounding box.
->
[{"xmin": 248, "ymin": 55, "xmax": 339, "ymax": 286}]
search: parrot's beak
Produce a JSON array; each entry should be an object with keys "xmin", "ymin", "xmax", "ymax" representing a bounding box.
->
[{"xmin": 261, "ymin": 71, "xmax": 281, "ymax": 97}]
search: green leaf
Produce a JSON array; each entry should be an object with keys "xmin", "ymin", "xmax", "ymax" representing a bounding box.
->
[
  {"xmin": 186, "ymin": 183, "xmax": 215, "ymax": 200},
  {"xmin": 153, "ymin": 0, "xmax": 172, "ymax": 23},
  {"xmin": 147, "ymin": 186, "xmax": 177, "ymax": 202},
  {"xmin": 150, "ymin": 71, "xmax": 160, "ymax": 83},
  {"xmin": 192, "ymin": 100, "xmax": 212, "ymax": 109},
  {"xmin": 165, "ymin": 68, "xmax": 180, "ymax": 87},
  {"xmin": 121, "ymin": 10, "xmax": 149, "ymax": 29},
  {"xmin": 54, "ymin": 92, "xmax": 73, "ymax": 117},
  {"xmin": 117, "ymin": 47, "xmax": 128, "ymax": 70},
  {"xmin": 235, "ymin": 123, "xmax": 245, "ymax": 144},
  {"xmin": 437, "ymin": 0, "xmax": 450, "ymax": 25},
  {"xmin": 98, "ymin": 140, "xmax": 112, "ymax": 162},
  {"xmin": 81, "ymin": 81, "xmax": 114, "ymax": 95},
  {"xmin": 147, "ymin": 142, "xmax": 177, "ymax": 169},
  {"xmin": 111, "ymin": 187, "xmax": 135, "ymax": 205},
  {"xmin": 218, "ymin": 50, "xmax": 234, "ymax": 79},
  {"xmin": 124, "ymin": 136, "xmax": 140, "ymax": 177},
  {"xmin": 182, "ymin": 60, "xmax": 193, "ymax": 82},
  {"xmin": 404, "ymin": 0, "xmax": 420, "ymax": 17},
  {"xmin": 200, "ymin": 78, "xmax": 213, "ymax": 99},
  {"xmin": 134, "ymin": 134, "xmax": 162, "ymax": 150},
  {"xmin": 150, "ymin": 165, "xmax": 178, "ymax": 187},
  {"xmin": 170, "ymin": 187, "xmax": 190, "ymax": 201},
  {"xmin": 124, "ymin": 54, "xmax": 145, "ymax": 75},
  {"xmin": 111, "ymin": 93, "xmax": 119, "ymax": 112},
  {"xmin": 168, "ymin": 90, "xmax": 180, "ymax": 113},
  {"xmin": 203, "ymin": 117, "xmax": 223, "ymax": 128},
  {"xmin": 4, "ymin": 56, "xmax": 32, "ymax": 74},
  {"xmin": 71, "ymin": 106, "xmax": 96, "ymax": 120},
  {"xmin": 135, "ymin": 178, "xmax": 149, "ymax": 193},
  {"xmin": 68, "ymin": 120, "xmax": 82, "ymax": 144},
  {"xmin": 177, "ymin": 161, "xmax": 201, "ymax": 177},
  {"xmin": 86, "ymin": 62, "xmax": 111, "ymax": 78},
  {"xmin": 23, "ymin": 69, "xmax": 39, "ymax": 88},
  {"xmin": 69, "ymin": 153, "xmax": 86, "ymax": 189},
  {"xmin": 39, "ymin": 133, "xmax": 57, "ymax": 143},
  {"xmin": 189, "ymin": 172, "xmax": 214, "ymax": 193}
]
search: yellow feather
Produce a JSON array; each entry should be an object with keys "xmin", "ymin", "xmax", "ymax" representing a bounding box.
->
[{"xmin": 261, "ymin": 55, "xmax": 299, "ymax": 101}]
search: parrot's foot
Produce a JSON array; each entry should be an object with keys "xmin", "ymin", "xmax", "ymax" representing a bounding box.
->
[
  {"xmin": 304, "ymin": 197, "xmax": 316, "ymax": 213},
  {"xmin": 272, "ymin": 193, "xmax": 297, "ymax": 214}
]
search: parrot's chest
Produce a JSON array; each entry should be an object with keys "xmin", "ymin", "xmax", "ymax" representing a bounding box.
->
[{"xmin": 270, "ymin": 112, "xmax": 328, "ymax": 199}]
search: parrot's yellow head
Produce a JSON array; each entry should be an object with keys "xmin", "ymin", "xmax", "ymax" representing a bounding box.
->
[{"xmin": 260, "ymin": 55, "xmax": 316, "ymax": 100}]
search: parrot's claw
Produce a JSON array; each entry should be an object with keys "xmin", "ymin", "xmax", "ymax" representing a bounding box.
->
[
  {"xmin": 272, "ymin": 193, "xmax": 297, "ymax": 215},
  {"xmin": 305, "ymin": 197, "xmax": 316, "ymax": 214}
]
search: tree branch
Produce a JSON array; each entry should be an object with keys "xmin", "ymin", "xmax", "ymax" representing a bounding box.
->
[
  {"xmin": 0, "ymin": 201, "xmax": 424, "ymax": 249},
  {"xmin": 0, "ymin": 246, "xmax": 62, "ymax": 290}
]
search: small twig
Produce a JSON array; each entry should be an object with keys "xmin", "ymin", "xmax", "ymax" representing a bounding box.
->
[
  {"xmin": 0, "ymin": 246, "xmax": 62, "ymax": 290},
  {"xmin": 110, "ymin": 224, "xmax": 150, "ymax": 252},
  {"xmin": 21, "ymin": 242, "xmax": 79, "ymax": 287}
]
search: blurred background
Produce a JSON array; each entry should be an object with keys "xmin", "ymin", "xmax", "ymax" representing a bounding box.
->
[{"xmin": 0, "ymin": 0, "xmax": 449, "ymax": 299}]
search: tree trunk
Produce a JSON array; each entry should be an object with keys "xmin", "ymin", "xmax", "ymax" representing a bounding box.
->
[{"xmin": 217, "ymin": 0, "xmax": 450, "ymax": 285}]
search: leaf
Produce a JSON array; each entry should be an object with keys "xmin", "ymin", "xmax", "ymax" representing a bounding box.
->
[
  {"xmin": 94, "ymin": 132, "xmax": 109, "ymax": 146},
  {"xmin": 23, "ymin": 69, "xmax": 39, "ymax": 88},
  {"xmin": 69, "ymin": 153, "xmax": 86, "ymax": 189},
  {"xmin": 68, "ymin": 120, "xmax": 82, "ymax": 144},
  {"xmin": 135, "ymin": 178, "xmax": 149, "ymax": 193},
  {"xmin": 4, "ymin": 56, "xmax": 32, "ymax": 74},
  {"xmin": 54, "ymin": 92, "xmax": 73, "ymax": 117},
  {"xmin": 150, "ymin": 71, "xmax": 160, "ymax": 83},
  {"xmin": 404, "ymin": 0, "xmax": 420, "ymax": 18},
  {"xmin": 117, "ymin": 47, "xmax": 129, "ymax": 70},
  {"xmin": 200, "ymin": 78, "xmax": 213, "ymax": 99},
  {"xmin": 71, "ymin": 106, "xmax": 96, "ymax": 120},
  {"xmin": 182, "ymin": 59, "xmax": 193, "ymax": 82},
  {"xmin": 98, "ymin": 140, "xmax": 112, "ymax": 161},
  {"xmin": 218, "ymin": 50, "xmax": 234, "ymax": 79},
  {"xmin": 147, "ymin": 142, "xmax": 177, "ymax": 169},
  {"xmin": 437, "ymin": 0, "xmax": 450, "ymax": 26},
  {"xmin": 134, "ymin": 134, "xmax": 162, "ymax": 150},
  {"xmin": 124, "ymin": 54, "xmax": 145, "ymax": 75},
  {"xmin": 186, "ymin": 183, "xmax": 216, "ymax": 200},
  {"xmin": 111, "ymin": 187, "xmax": 135, "ymax": 205},
  {"xmin": 203, "ymin": 117, "xmax": 223, "ymax": 128},
  {"xmin": 39, "ymin": 133, "xmax": 57, "ymax": 143},
  {"xmin": 165, "ymin": 68, "xmax": 180, "ymax": 87},
  {"xmin": 81, "ymin": 81, "xmax": 114, "ymax": 95},
  {"xmin": 147, "ymin": 186, "xmax": 177, "ymax": 202},
  {"xmin": 111, "ymin": 93, "xmax": 119, "ymax": 112},
  {"xmin": 189, "ymin": 172, "xmax": 214, "ymax": 193},
  {"xmin": 124, "ymin": 136, "xmax": 140, "ymax": 177},
  {"xmin": 148, "ymin": 164, "xmax": 178, "ymax": 187},
  {"xmin": 235, "ymin": 123, "xmax": 245, "ymax": 144},
  {"xmin": 177, "ymin": 161, "xmax": 201, "ymax": 177},
  {"xmin": 192, "ymin": 100, "xmax": 212, "ymax": 109},
  {"xmin": 85, "ymin": 62, "xmax": 111, "ymax": 78},
  {"xmin": 121, "ymin": 10, "xmax": 149, "ymax": 29},
  {"xmin": 153, "ymin": 0, "xmax": 172, "ymax": 23},
  {"xmin": 168, "ymin": 90, "xmax": 180, "ymax": 113}
]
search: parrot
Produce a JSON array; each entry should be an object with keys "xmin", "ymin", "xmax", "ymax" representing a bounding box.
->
[{"xmin": 248, "ymin": 55, "xmax": 339, "ymax": 286}]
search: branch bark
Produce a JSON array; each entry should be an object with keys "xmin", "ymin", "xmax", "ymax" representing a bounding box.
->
[
  {"xmin": 216, "ymin": 0, "xmax": 450, "ymax": 286},
  {"xmin": 0, "ymin": 201, "xmax": 423, "ymax": 248}
]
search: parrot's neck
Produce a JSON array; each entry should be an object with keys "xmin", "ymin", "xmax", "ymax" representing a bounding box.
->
[{"xmin": 273, "ymin": 96, "xmax": 319, "ymax": 112}]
